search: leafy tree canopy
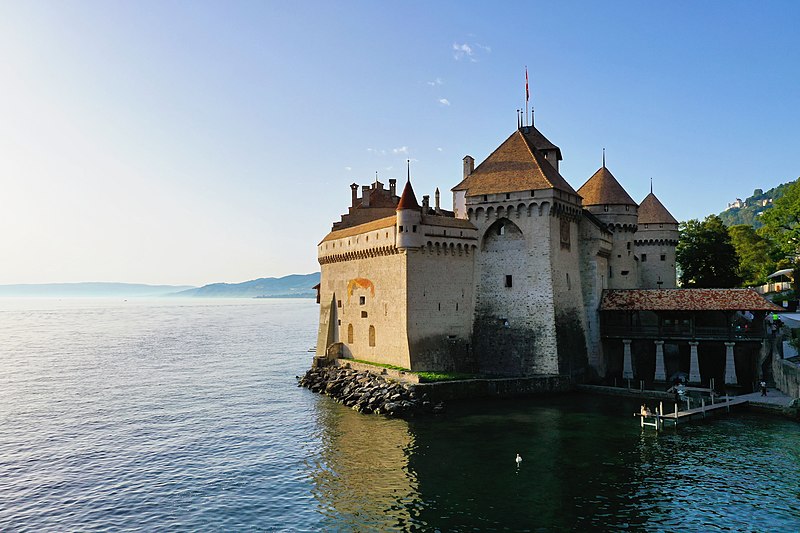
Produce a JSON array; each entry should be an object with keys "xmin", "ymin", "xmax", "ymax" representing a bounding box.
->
[
  {"xmin": 727, "ymin": 224, "xmax": 778, "ymax": 286},
  {"xmin": 676, "ymin": 215, "xmax": 741, "ymax": 288},
  {"xmin": 759, "ymin": 178, "xmax": 800, "ymax": 259}
]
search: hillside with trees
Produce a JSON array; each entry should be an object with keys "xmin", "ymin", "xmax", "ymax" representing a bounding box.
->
[{"xmin": 718, "ymin": 181, "xmax": 796, "ymax": 228}]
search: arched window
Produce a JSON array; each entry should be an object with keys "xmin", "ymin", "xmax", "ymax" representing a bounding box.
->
[
  {"xmin": 368, "ymin": 325, "xmax": 376, "ymax": 347},
  {"xmin": 347, "ymin": 324, "xmax": 354, "ymax": 344}
]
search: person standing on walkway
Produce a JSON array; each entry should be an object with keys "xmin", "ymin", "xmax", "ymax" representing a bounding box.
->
[{"xmin": 760, "ymin": 380, "xmax": 767, "ymax": 396}]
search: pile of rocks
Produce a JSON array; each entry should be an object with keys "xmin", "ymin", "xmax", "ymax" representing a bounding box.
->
[{"xmin": 297, "ymin": 365, "xmax": 440, "ymax": 417}]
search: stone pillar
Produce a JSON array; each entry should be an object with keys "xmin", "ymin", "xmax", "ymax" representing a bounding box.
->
[
  {"xmin": 724, "ymin": 342, "xmax": 738, "ymax": 385},
  {"xmin": 689, "ymin": 341, "xmax": 701, "ymax": 384},
  {"xmin": 654, "ymin": 340, "xmax": 666, "ymax": 381},
  {"xmin": 623, "ymin": 339, "xmax": 634, "ymax": 380}
]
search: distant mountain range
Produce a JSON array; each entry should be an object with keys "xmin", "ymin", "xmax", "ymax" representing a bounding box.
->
[
  {"xmin": 172, "ymin": 273, "xmax": 320, "ymax": 298},
  {"xmin": 0, "ymin": 282, "xmax": 196, "ymax": 298},
  {"xmin": 0, "ymin": 273, "xmax": 322, "ymax": 298}
]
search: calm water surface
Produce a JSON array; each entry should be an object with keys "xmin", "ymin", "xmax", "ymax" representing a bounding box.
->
[{"xmin": 1, "ymin": 298, "xmax": 798, "ymax": 531}]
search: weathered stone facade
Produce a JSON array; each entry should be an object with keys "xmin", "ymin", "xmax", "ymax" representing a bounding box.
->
[{"xmin": 316, "ymin": 122, "xmax": 678, "ymax": 379}]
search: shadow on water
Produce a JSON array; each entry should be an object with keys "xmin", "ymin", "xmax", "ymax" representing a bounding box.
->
[{"xmin": 309, "ymin": 392, "xmax": 800, "ymax": 531}]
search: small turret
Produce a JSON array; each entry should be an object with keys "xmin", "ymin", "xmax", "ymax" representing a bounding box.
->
[{"xmin": 396, "ymin": 180, "xmax": 422, "ymax": 250}]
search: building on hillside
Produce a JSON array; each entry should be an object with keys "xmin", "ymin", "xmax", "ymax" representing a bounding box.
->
[{"xmin": 315, "ymin": 115, "xmax": 770, "ymax": 385}]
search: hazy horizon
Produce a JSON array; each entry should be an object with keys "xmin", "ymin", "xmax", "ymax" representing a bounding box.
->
[{"xmin": 2, "ymin": 2, "xmax": 798, "ymax": 285}]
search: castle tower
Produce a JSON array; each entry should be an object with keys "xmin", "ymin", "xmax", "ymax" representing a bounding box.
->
[
  {"xmin": 577, "ymin": 165, "xmax": 639, "ymax": 289},
  {"xmin": 635, "ymin": 191, "xmax": 679, "ymax": 288},
  {"xmin": 396, "ymin": 179, "xmax": 422, "ymax": 250},
  {"xmin": 451, "ymin": 125, "xmax": 588, "ymax": 377}
]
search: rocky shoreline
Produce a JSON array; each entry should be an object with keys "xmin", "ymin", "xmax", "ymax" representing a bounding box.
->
[{"xmin": 297, "ymin": 364, "xmax": 441, "ymax": 417}]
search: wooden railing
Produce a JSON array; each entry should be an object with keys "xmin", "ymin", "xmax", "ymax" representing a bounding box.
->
[{"xmin": 602, "ymin": 324, "xmax": 766, "ymax": 341}]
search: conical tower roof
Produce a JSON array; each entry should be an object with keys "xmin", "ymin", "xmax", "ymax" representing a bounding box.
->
[
  {"xmin": 451, "ymin": 128, "xmax": 576, "ymax": 197},
  {"xmin": 638, "ymin": 192, "xmax": 678, "ymax": 224},
  {"xmin": 396, "ymin": 180, "xmax": 420, "ymax": 210},
  {"xmin": 577, "ymin": 166, "xmax": 637, "ymax": 206}
]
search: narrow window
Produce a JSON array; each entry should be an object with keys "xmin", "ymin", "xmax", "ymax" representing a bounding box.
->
[
  {"xmin": 456, "ymin": 302, "xmax": 459, "ymax": 311},
  {"xmin": 347, "ymin": 324, "xmax": 354, "ymax": 344},
  {"xmin": 359, "ymin": 296, "xmax": 366, "ymax": 305},
  {"xmin": 369, "ymin": 326, "xmax": 376, "ymax": 347},
  {"xmin": 626, "ymin": 242, "xmax": 631, "ymax": 250},
  {"xmin": 498, "ymin": 223, "xmax": 505, "ymax": 235},
  {"xmin": 505, "ymin": 275, "xmax": 513, "ymax": 288},
  {"xmin": 566, "ymin": 272, "xmax": 571, "ymax": 290},
  {"xmin": 483, "ymin": 195, "xmax": 488, "ymax": 201},
  {"xmin": 530, "ymin": 190, "xmax": 535, "ymax": 197},
  {"xmin": 337, "ymin": 299, "xmax": 342, "ymax": 308},
  {"xmin": 621, "ymin": 270, "xmax": 629, "ymax": 276},
  {"xmin": 361, "ymin": 311, "xmax": 368, "ymax": 318},
  {"xmin": 604, "ymin": 205, "xmax": 609, "ymax": 212},
  {"xmin": 660, "ymin": 254, "xmax": 666, "ymax": 261},
  {"xmin": 625, "ymin": 205, "xmax": 629, "ymax": 211},
  {"xmin": 412, "ymin": 225, "xmax": 417, "ymax": 232},
  {"xmin": 506, "ymin": 193, "xmax": 510, "ymax": 200},
  {"xmin": 337, "ymin": 319, "xmax": 341, "ymax": 325},
  {"xmin": 641, "ymin": 254, "xmax": 647, "ymax": 262},
  {"xmin": 399, "ymin": 225, "xmax": 403, "ymax": 232},
  {"xmin": 438, "ymin": 302, "xmax": 441, "ymax": 311}
]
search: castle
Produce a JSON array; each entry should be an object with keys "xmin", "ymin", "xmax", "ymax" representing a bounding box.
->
[{"xmin": 315, "ymin": 120, "xmax": 679, "ymax": 380}]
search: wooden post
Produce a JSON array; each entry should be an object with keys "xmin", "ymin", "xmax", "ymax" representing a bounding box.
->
[
  {"xmin": 640, "ymin": 380, "xmax": 644, "ymax": 392},
  {"xmin": 701, "ymin": 398, "xmax": 705, "ymax": 418}
]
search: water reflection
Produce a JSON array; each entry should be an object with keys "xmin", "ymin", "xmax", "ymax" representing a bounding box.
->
[
  {"xmin": 310, "ymin": 393, "xmax": 800, "ymax": 531},
  {"xmin": 310, "ymin": 396, "xmax": 418, "ymax": 530}
]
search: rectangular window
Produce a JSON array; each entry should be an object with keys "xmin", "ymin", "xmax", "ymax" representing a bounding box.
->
[
  {"xmin": 505, "ymin": 275, "xmax": 513, "ymax": 288},
  {"xmin": 483, "ymin": 195, "xmax": 488, "ymax": 201},
  {"xmin": 506, "ymin": 193, "xmax": 510, "ymax": 200},
  {"xmin": 399, "ymin": 225, "xmax": 403, "ymax": 232},
  {"xmin": 641, "ymin": 254, "xmax": 647, "ymax": 262},
  {"xmin": 626, "ymin": 242, "xmax": 631, "ymax": 250},
  {"xmin": 337, "ymin": 300, "xmax": 342, "ymax": 308},
  {"xmin": 361, "ymin": 311, "xmax": 368, "ymax": 318},
  {"xmin": 661, "ymin": 254, "xmax": 666, "ymax": 261},
  {"xmin": 621, "ymin": 270, "xmax": 629, "ymax": 276},
  {"xmin": 359, "ymin": 296, "xmax": 366, "ymax": 305},
  {"xmin": 412, "ymin": 225, "xmax": 417, "ymax": 232}
]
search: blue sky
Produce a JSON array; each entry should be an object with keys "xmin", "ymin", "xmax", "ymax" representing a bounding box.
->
[{"xmin": 1, "ymin": 1, "xmax": 798, "ymax": 285}]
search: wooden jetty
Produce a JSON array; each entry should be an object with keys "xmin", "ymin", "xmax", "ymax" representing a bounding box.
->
[{"xmin": 635, "ymin": 394, "xmax": 749, "ymax": 430}]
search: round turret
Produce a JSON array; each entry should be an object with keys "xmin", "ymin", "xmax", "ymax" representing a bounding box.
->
[{"xmin": 396, "ymin": 180, "xmax": 422, "ymax": 249}]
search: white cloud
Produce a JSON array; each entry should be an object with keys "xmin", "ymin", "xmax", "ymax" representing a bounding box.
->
[
  {"xmin": 344, "ymin": 166, "xmax": 352, "ymax": 171},
  {"xmin": 437, "ymin": 147, "xmax": 443, "ymax": 152},
  {"xmin": 366, "ymin": 147, "xmax": 386, "ymax": 155},
  {"xmin": 427, "ymin": 77, "xmax": 443, "ymax": 86},
  {"xmin": 438, "ymin": 98, "xmax": 450, "ymax": 106},
  {"xmin": 393, "ymin": 146, "xmax": 409, "ymax": 155},
  {"xmin": 453, "ymin": 41, "xmax": 490, "ymax": 62}
]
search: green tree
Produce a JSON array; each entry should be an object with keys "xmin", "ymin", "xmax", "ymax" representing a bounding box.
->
[
  {"xmin": 759, "ymin": 178, "xmax": 800, "ymax": 258},
  {"xmin": 728, "ymin": 224, "xmax": 778, "ymax": 286},
  {"xmin": 676, "ymin": 215, "xmax": 741, "ymax": 288}
]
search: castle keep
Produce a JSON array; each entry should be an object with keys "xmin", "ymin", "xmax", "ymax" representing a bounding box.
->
[{"xmin": 316, "ymin": 121, "xmax": 679, "ymax": 380}]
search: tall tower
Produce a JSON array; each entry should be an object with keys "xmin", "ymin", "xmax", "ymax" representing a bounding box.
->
[
  {"xmin": 577, "ymin": 165, "xmax": 639, "ymax": 289},
  {"xmin": 635, "ymin": 191, "xmax": 679, "ymax": 288}
]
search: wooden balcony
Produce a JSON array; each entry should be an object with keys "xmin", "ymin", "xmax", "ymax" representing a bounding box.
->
[{"xmin": 601, "ymin": 324, "xmax": 766, "ymax": 341}]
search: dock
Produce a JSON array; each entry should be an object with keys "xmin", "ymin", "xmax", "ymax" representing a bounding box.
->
[{"xmin": 635, "ymin": 395, "xmax": 749, "ymax": 430}]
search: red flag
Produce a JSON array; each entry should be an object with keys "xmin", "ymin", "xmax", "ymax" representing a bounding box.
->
[{"xmin": 525, "ymin": 67, "xmax": 529, "ymax": 102}]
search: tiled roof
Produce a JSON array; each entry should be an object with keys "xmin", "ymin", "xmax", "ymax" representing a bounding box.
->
[
  {"xmin": 396, "ymin": 180, "xmax": 420, "ymax": 210},
  {"xmin": 320, "ymin": 215, "xmax": 396, "ymax": 243},
  {"xmin": 638, "ymin": 192, "xmax": 678, "ymax": 224},
  {"xmin": 577, "ymin": 166, "xmax": 637, "ymax": 206},
  {"xmin": 422, "ymin": 214, "xmax": 477, "ymax": 229},
  {"xmin": 601, "ymin": 289, "xmax": 783, "ymax": 312},
  {"xmin": 451, "ymin": 128, "xmax": 577, "ymax": 197}
]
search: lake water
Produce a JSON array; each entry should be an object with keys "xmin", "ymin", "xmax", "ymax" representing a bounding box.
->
[{"xmin": 1, "ymin": 298, "xmax": 799, "ymax": 531}]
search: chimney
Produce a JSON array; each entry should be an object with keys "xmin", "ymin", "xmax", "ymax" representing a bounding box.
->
[
  {"xmin": 435, "ymin": 187, "xmax": 441, "ymax": 213},
  {"xmin": 422, "ymin": 195, "xmax": 430, "ymax": 211},
  {"xmin": 361, "ymin": 185, "xmax": 370, "ymax": 207},
  {"xmin": 463, "ymin": 156, "xmax": 474, "ymax": 179},
  {"xmin": 389, "ymin": 178, "xmax": 396, "ymax": 197},
  {"xmin": 350, "ymin": 183, "xmax": 359, "ymax": 207}
]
